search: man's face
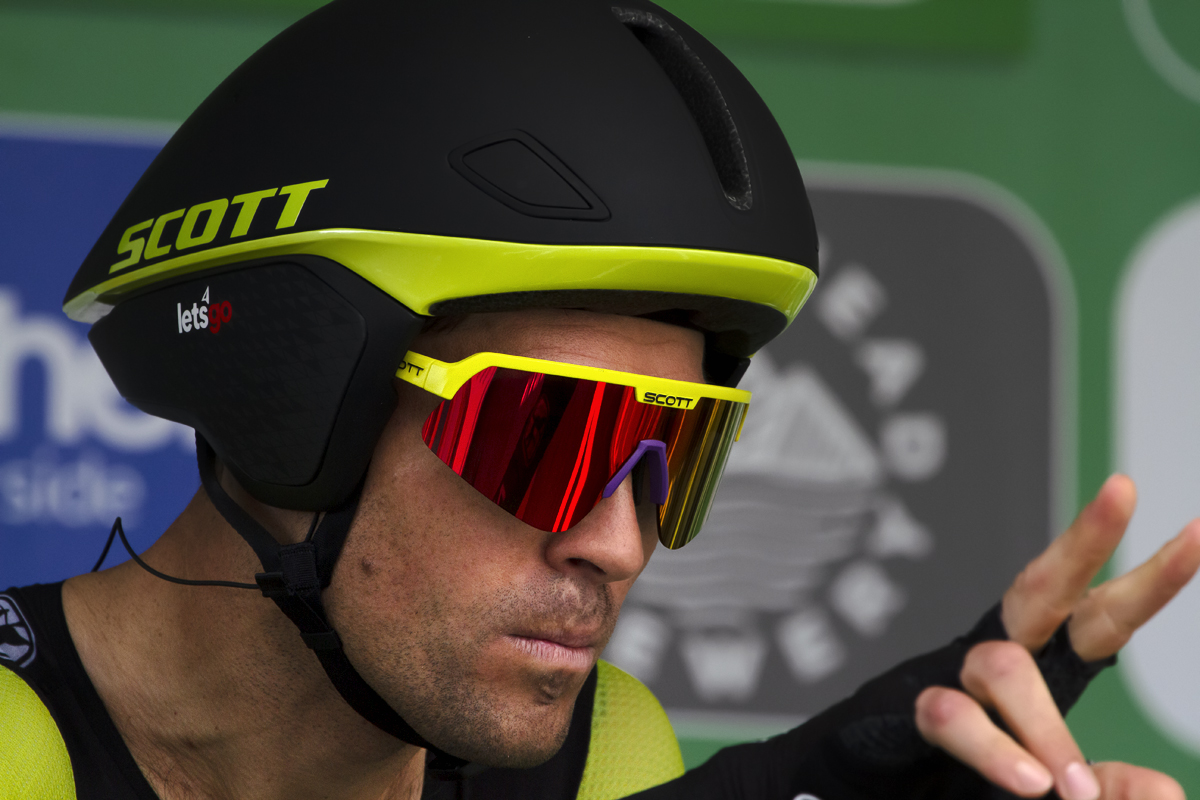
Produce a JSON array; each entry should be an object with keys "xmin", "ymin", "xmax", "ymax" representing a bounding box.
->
[{"xmin": 324, "ymin": 309, "xmax": 706, "ymax": 767}]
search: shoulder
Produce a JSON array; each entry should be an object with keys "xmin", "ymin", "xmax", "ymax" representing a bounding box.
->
[
  {"xmin": 2, "ymin": 583, "xmax": 159, "ymax": 799},
  {"xmin": 0, "ymin": 659, "xmax": 76, "ymax": 798},
  {"xmin": 577, "ymin": 660, "xmax": 685, "ymax": 800}
]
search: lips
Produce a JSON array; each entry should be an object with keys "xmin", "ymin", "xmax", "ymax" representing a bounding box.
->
[
  {"xmin": 506, "ymin": 627, "xmax": 601, "ymax": 671},
  {"xmin": 512, "ymin": 627, "xmax": 600, "ymax": 649}
]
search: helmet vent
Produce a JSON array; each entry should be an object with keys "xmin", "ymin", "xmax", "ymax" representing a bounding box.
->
[
  {"xmin": 450, "ymin": 130, "xmax": 611, "ymax": 221},
  {"xmin": 613, "ymin": 7, "xmax": 753, "ymax": 211}
]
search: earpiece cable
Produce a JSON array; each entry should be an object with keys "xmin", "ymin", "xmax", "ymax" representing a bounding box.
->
[{"xmin": 92, "ymin": 516, "xmax": 259, "ymax": 590}]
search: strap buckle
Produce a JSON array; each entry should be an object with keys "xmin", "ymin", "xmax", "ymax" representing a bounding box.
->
[{"xmin": 254, "ymin": 542, "xmax": 321, "ymax": 598}]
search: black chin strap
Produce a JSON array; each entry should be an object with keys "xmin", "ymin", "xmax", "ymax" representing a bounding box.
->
[{"xmin": 194, "ymin": 434, "xmax": 467, "ymax": 769}]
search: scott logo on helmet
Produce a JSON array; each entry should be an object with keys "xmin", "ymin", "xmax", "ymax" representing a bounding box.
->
[
  {"xmin": 177, "ymin": 287, "xmax": 234, "ymax": 334},
  {"xmin": 643, "ymin": 392, "xmax": 695, "ymax": 409},
  {"xmin": 111, "ymin": 179, "xmax": 329, "ymax": 274}
]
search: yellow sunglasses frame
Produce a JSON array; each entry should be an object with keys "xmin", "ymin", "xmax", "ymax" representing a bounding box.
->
[
  {"xmin": 395, "ymin": 350, "xmax": 751, "ymax": 430},
  {"xmin": 395, "ymin": 349, "xmax": 752, "ymax": 547}
]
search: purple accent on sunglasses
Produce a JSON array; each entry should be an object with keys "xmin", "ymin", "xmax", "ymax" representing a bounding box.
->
[{"xmin": 602, "ymin": 439, "xmax": 669, "ymax": 505}]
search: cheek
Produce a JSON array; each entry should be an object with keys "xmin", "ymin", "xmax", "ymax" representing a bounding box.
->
[
  {"xmin": 332, "ymin": 422, "xmax": 459, "ymax": 612},
  {"xmin": 336, "ymin": 418, "xmax": 542, "ymax": 619}
]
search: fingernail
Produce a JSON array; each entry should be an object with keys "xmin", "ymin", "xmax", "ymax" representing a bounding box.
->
[
  {"xmin": 1063, "ymin": 761, "xmax": 1100, "ymax": 800},
  {"xmin": 1014, "ymin": 761, "xmax": 1054, "ymax": 795}
]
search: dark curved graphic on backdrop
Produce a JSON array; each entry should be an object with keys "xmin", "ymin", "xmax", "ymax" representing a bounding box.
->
[{"xmin": 605, "ymin": 172, "xmax": 1063, "ymax": 729}]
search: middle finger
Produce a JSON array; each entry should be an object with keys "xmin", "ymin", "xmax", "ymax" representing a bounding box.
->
[{"xmin": 962, "ymin": 640, "xmax": 1100, "ymax": 800}]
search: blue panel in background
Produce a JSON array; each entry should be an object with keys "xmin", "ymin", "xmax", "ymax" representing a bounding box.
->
[{"xmin": 0, "ymin": 133, "xmax": 198, "ymax": 587}]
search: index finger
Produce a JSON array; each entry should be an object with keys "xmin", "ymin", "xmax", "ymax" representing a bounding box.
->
[
  {"xmin": 1002, "ymin": 474, "xmax": 1137, "ymax": 651},
  {"xmin": 1067, "ymin": 518, "xmax": 1200, "ymax": 661}
]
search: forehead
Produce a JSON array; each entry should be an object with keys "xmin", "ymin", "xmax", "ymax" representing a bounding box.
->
[{"xmin": 413, "ymin": 309, "xmax": 707, "ymax": 383}]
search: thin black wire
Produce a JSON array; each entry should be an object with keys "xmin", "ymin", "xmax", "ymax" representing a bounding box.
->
[
  {"xmin": 92, "ymin": 517, "xmax": 259, "ymax": 590},
  {"xmin": 90, "ymin": 522, "xmax": 117, "ymax": 573},
  {"xmin": 303, "ymin": 511, "xmax": 321, "ymax": 543}
]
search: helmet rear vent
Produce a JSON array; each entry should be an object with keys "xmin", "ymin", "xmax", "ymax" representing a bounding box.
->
[{"xmin": 613, "ymin": 7, "xmax": 753, "ymax": 211}]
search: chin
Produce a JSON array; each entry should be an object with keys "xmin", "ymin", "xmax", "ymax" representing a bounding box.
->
[
  {"xmin": 425, "ymin": 654, "xmax": 595, "ymax": 766},
  {"xmin": 476, "ymin": 734, "xmax": 569, "ymax": 770},
  {"xmin": 428, "ymin": 698, "xmax": 577, "ymax": 768}
]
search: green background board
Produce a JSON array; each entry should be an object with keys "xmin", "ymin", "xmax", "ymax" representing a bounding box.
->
[
  {"xmin": 2, "ymin": 0, "xmax": 1198, "ymax": 788},
  {"xmin": 651, "ymin": 0, "xmax": 1031, "ymax": 54}
]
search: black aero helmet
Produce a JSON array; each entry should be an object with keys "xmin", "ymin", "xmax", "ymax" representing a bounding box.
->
[
  {"xmin": 65, "ymin": 0, "xmax": 818, "ymax": 758},
  {"xmin": 68, "ymin": 0, "xmax": 818, "ymax": 512}
]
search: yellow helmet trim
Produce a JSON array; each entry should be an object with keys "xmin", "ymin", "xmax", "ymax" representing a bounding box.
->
[{"xmin": 63, "ymin": 228, "xmax": 817, "ymax": 325}]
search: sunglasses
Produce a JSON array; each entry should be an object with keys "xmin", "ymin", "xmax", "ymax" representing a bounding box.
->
[{"xmin": 395, "ymin": 350, "xmax": 750, "ymax": 549}]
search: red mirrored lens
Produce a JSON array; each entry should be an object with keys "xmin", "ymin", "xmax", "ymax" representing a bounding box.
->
[{"xmin": 421, "ymin": 367, "xmax": 677, "ymax": 532}]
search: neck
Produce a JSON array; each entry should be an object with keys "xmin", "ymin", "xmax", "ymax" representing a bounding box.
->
[{"xmin": 62, "ymin": 488, "xmax": 425, "ymax": 800}]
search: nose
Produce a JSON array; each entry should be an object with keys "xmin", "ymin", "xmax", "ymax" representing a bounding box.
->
[{"xmin": 543, "ymin": 474, "xmax": 655, "ymax": 585}]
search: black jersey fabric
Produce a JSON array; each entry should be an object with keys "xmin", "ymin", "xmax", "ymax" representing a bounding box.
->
[
  {"xmin": 0, "ymin": 582, "xmax": 160, "ymax": 800},
  {"xmin": 1, "ymin": 582, "xmax": 1113, "ymax": 800}
]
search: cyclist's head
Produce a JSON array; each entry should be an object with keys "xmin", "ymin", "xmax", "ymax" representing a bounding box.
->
[
  {"xmin": 65, "ymin": 0, "xmax": 818, "ymax": 765},
  {"xmin": 314, "ymin": 307, "xmax": 699, "ymax": 765}
]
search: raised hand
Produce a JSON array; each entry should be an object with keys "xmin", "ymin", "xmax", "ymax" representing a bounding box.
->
[{"xmin": 914, "ymin": 474, "xmax": 1200, "ymax": 800}]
